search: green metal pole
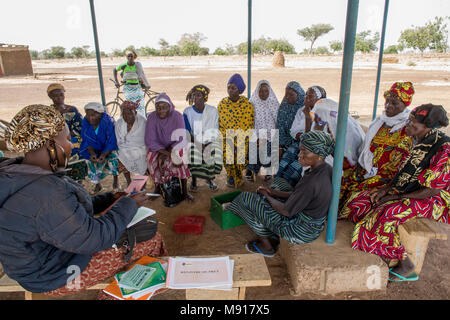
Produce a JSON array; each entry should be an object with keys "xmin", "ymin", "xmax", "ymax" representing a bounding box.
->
[
  {"xmin": 372, "ymin": 0, "xmax": 390, "ymax": 120},
  {"xmin": 326, "ymin": 0, "xmax": 359, "ymax": 244},
  {"xmin": 89, "ymin": 0, "xmax": 106, "ymax": 106},
  {"xmin": 247, "ymin": 0, "xmax": 252, "ymax": 99}
]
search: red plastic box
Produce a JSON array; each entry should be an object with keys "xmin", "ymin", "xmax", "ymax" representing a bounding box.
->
[{"xmin": 173, "ymin": 216, "xmax": 206, "ymax": 235}]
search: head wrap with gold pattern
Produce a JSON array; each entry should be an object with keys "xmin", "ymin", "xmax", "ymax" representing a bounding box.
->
[
  {"xmin": 384, "ymin": 81, "xmax": 415, "ymax": 107},
  {"xmin": 3, "ymin": 104, "xmax": 65, "ymax": 153},
  {"xmin": 47, "ymin": 83, "xmax": 65, "ymax": 95}
]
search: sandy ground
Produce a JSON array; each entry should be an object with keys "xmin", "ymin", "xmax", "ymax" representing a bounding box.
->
[{"xmin": 0, "ymin": 54, "xmax": 449, "ymax": 300}]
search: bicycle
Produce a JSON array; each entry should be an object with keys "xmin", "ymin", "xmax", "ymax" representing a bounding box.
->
[{"xmin": 105, "ymin": 78, "xmax": 160, "ymax": 119}]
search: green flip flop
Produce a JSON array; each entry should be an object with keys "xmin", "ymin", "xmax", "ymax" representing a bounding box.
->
[{"xmin": 388, "ymin": 268, "xmax": 419, "ymax": 282}]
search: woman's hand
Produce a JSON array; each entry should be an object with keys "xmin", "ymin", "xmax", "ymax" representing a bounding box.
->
[
  {"xmin": 314, "ymin": 115, "xmax": 326, "ymax": 131},
  {"xmin": 369, "ymin": 187, "xmax": 391, "ymax": 207},
  {"xmin": 97, "ymin": 154, "xmax": 106, "ymax": 164},
  {"xmin": 89, "ymin": 153, "xmax": 98, "ymax": 163},
  {"xmin": 372, "ymin": 194, "xmax": 397, "ymax": 208},
  {"xmin": 257, "ymin": 186, "xmax": 272, "ymax": 197},
  {"xmin": 128, "ymin": 191, "xmax": 149, "ymax": 207}
]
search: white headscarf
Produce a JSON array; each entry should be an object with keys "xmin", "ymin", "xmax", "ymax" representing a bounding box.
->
[
  {"xmin": 84, "ymin": 102, "xmax": 105, "ymax": 114},
  {"xmin": 358, "ymin": 108, "xmax": 410, "ymax": 178},
  {"xmin": 249, "ymin": 80, "xmax": 280, "ymax": 141},
  {"xmin": 312, "ymin": 98, "xmax": 365, "ymax": 166}
]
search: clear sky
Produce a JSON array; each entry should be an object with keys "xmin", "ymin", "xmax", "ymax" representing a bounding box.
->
[{"xmin": 3, "ymin": 0, "xmax": 450, "ymax": 53}]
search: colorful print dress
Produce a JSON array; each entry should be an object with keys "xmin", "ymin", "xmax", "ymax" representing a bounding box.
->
[
  {"xmin": 218, "ymin": 96, "xmax": 254, "ymax": 186},
  {"xmin": 347, "ymin": 141, "xmax": 450, "ymax": 260},
  {"xmin": 339, "ymin": 126, "xmax": 412, "ymax": 211}
]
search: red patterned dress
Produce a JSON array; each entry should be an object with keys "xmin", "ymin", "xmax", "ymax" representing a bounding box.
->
[
  {"xmin": 349, "ymin": 143, "xmax": 450, "ymax": 260},
  {"xmin": 339, "ymin": 126, "xmax": 412, "ymax": 215}
]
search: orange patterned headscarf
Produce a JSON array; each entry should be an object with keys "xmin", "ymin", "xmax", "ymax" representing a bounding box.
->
[{"xmin": 384, "ymin": 82, "xmax": 415, "ymax": 107}]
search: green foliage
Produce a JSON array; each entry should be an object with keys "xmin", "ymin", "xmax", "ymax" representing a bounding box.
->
[
  {"xmin": 384, "ymin": 45, "xmax": 399, "ymax": 54},
  {"xmin": 71, "ymin": 46, "xmax": 91, "ymax": 59},
  {"xmin": 312, "ymin": 46, "xmax": 330, "ymax": 55},
  {"xmin": 30, "ymin": 50, "xmax": 39, "ymax": 60},
  {"xmin": 139, "ymin": 46, "xmax": 159, "ymax": 56},
  {"xmin": 224, "ymin": 44, "xmax": 236, "ymax": 55},
  {"xmin": 167, "ymin": 45, "xmax": 182, "ymax": 56},
  {"xmin": 236, "ymin": 37, "xmax": 295, "ymax": 55},
  {"xmin": 297, "ymin": 24, "xmax": 334, "ymax": 54},
  {"xmin": 50, "ymin": 46, "xmax": 66, "ymax": 59},
  {"xmin": 329, "ymin": 40, "xmax": 343, "ymax": 53},
  {"xmin": 213, "ymin": 47, "xmax": 227, "ymax": 55},
  {"xmin": 355, "ymin": 30, "xmax": 380, "ymax": 53},
  {"xmin": 398, "ymin": 17, "xmax": 449, "ymax": 53},
  {"xmin": 266, "ymin": 39, "xmax": 295, "ymax": 54}
]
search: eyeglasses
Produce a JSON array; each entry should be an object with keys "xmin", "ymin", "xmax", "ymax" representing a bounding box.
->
[{"xmin": 316, "ymin": 120, "xmax": 328, "ymax": 126}]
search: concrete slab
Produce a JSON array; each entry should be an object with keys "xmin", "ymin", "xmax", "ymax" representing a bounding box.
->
[{"xmin": 279, "ymin": 220, "xmax": 388, "ymax": 296}]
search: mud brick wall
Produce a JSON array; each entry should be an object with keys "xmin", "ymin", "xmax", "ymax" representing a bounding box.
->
[{"xmin": 0, "ymin": 49, "xmax": 33, "ymax": 76}]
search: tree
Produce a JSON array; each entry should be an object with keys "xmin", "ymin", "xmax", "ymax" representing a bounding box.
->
[
  {"xmin": 398, "ymin": 17, "xmax": 449, "ymax": 53},
  {"xmin": 214, "ymin": 47, "xmax": 227, "ymax": 55},
  {"xmin": 158, "ymin": 38, "xmax": 170, "ymax": 56},
  {"xmin": 329, "ymin": 40, "xmax": 343, "ymax": 53},
  {"xmin": 297, "ymin": 24, "xmax": 334, "ymax": 54},
  {"xmin": 178, "ymin": 32, "xmax": 207, "ymax": 47},
  {"xmin": 355, "ymin": 30, "xmax": 380, "ymax": 53},
  {"xmin": 139, "ymin": 46, "xmax": 159, "ymax": 56},
  {"xmin": 71, "ymin": 46, "xmax": 90, "ymax": 58},
  {"xmin": 398, "ymin": 26, "xmax": 430, "ymax": 53},
  {"xmin": 266, "ymin": 39, "xmax": 296, "ymax": 54},
  {"xmin": 426, "ymin": 16, "xmax": 449, "ymax": 52},
  {"xmin": 30, "ymin": 50, "xmax": 39, "ymax": 60},
  {"xmin": 312, "ymin": 46, "xmax": 330, "ymax": 55},
  {"xmin": 224, "ymin": 43, "xmax": 236, "ymax": 55},
  {"xmin": 384, "ymin": 45, "xmax": 399, "ymax": 54},
  {"xmin": 50, "ymin": 46, "xmax": 66, "ymax": 59}
]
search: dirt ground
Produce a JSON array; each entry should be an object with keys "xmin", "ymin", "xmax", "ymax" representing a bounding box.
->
[{"xmin": 0, "ymin": 53, "xmax": 449, "ymax": 300}]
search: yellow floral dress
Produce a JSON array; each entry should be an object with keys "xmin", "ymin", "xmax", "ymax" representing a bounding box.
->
[{"xmin": 218, "ymin": 96, "xmax": 255, "ymax": 187}]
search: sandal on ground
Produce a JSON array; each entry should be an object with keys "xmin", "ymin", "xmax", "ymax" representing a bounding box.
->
[
  {"xmin": 245, "ymin": 241, "xmax": 276, "ymax": 258},
  {"xmin": 207, "ymin": 180, "xmax": 219, "ymax": 192},
  {"xmin": 245, "ymin": 171, "xmax": 255, "ymax": 182},
  {"xmin": 189, "ymin": 182, "xmax": 198, "ymax": 192},
  {"xmin": 226, "ymin": 176, "xmax": 235, "ymax": 188},
  {"xmin": 388, "ymin": 268, "xmax": 419, "ymax": 282}
]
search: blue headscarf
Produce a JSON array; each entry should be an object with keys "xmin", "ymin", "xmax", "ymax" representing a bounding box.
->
[
  {"xmin": 277, "ymin": 81, "xmax": 306, "ymax": 147},
  {"xmin": 228, "ymin": 73, "xmax": 246, "ymax": 94},
  {"xmin": 282, "ymin": 81, "xmax": 306, "ymax": 107}
]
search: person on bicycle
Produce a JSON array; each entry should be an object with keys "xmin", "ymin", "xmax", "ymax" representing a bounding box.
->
[{"xmin": 113, "ymin": 49, "xmax": 150, "ymax": 118}]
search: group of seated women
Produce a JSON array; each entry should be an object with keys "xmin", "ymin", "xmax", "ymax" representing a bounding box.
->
[{"xmin": 0, "ymin": 74, "xmax": 448, "ymax": 298}]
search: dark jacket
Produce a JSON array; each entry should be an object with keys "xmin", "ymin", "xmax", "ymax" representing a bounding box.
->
[{"xmin": 0, "ymin": 157, "xmax": 137, "ymax": 293}]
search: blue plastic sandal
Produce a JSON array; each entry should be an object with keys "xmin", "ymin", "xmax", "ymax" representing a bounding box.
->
[
  {"xmin": 245, "ymin": 241, "xmax": 275, "ymax": 258},
  {"xmin": 388, "ymin": 268, "xmax": 419, "ymax": 282}
]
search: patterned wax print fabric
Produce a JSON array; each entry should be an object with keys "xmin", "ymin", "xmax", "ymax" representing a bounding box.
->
[
  {"xmin": 384, "ymin": 81, "xmax": 415, "ymax": 107},
  {"xmin": 276, "ymin": 81, "xmax": 306, "ymax": 149},
  {"xmin": 51, "ymin": 104, "xmax": 83, "ymax": 160},
  {"xmin": 87, "ymin": 151, "xmax": 120, "ymax": 183},
  {"xmin": 44, "ymin": 233, "xmax": 168, "ymax": 297},
  {"xmin": 146, "ymin": 149, "xmax": 191, "ymax": 185},
  {"xmin": 218, "ymin": 95, "xmax": 255, "ymax": 187},
  {"xmin": 123, "ymin": 84, "xmax": 146, "ymax": 118},
  {"xmin": 343, "ymin": 140, "xmax": 450, "ymax": 260},
  {"xmin": 339, "ymin": 126, "xmax": 412, "ymax": 210}
]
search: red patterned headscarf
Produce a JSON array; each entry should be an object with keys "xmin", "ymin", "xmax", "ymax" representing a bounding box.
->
[
  {"xmin": 120, "ymin": 100, "xmax": 139, "ymax": 111},
  {"xmin": 384, "ymin": 82, "xmax": 415, "ymax": 107}
]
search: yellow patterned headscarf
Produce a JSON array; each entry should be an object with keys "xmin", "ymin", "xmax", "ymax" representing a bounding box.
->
[
  {"xmin": 384, "ymin": 82, "xmax": 415, "ymax": 107},
  {"xmin": 47, "ymin": 83, "xmax": 65, "ymax": 95},
  {"xmin": 3, "ymin": 105, "xmax": 65, "ymax": 153},
  {"xmin": 186, "ymin": 85, "xmax": 210, "ymax": 105}
]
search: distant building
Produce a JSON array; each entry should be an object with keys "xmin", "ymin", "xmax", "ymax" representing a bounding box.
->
[{"xmin": 0, "ymin": 44, "xmax": 33, "ymax": 76}]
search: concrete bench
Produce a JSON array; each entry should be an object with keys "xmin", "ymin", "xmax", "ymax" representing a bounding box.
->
[
  {"xmin": 0, "ymin": 253, "xmax": 271, "ymax": 300},
  {"xmin": 399, "ymin": 218, "xmax": 448, "ymax": 274},
  {"xmin": 279, "ymin": 220, "xmax": 389, "ymax": 296}
]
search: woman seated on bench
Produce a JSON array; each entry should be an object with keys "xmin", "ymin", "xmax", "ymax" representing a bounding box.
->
[
  {"xmin": 342, "ymin": 104, "xmax": 449, "ymax": 282},
  {"xmin": 228, "ymin": 131, "xmax": 334, "ymax": 257},
  {"xmin": 0, "ymin": 105, "xmax": 167, "ymax": 297}
]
